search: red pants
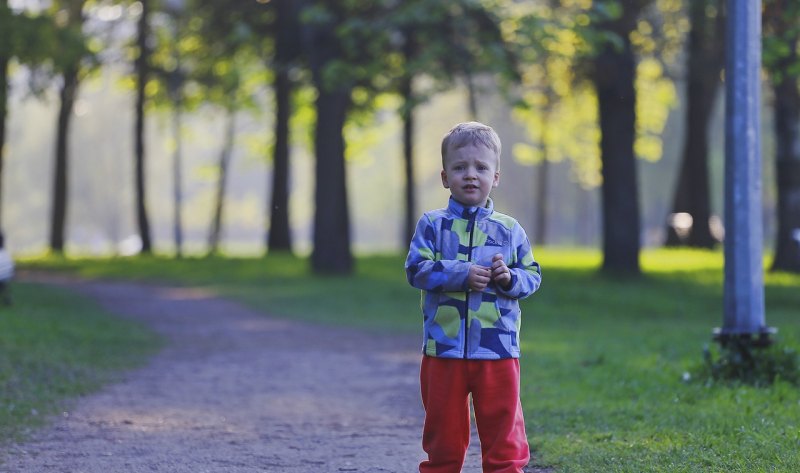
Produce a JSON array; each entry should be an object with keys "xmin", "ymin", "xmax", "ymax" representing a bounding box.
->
[{"xmin": 419, "ymin": 357, "xmax": 529, "ymax": 473}]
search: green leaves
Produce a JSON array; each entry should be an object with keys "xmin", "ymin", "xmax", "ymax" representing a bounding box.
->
[
  {"xmin": 2, "ymin": 1, "xmax": 95, "ymax": 95},
  {"xmin": 763, "ymin": 0, "xmax": 800, "ymax": 85}
]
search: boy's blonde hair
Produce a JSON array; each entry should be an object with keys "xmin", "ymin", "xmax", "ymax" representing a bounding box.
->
[{"xmin": 441, "ymin": 121, "xmax": 502, "ymax": 168}]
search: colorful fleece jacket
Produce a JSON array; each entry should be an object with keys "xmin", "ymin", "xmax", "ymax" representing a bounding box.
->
[{"xmin": 405, "ymin": 197, "xmax": 542, "ymax": 360}]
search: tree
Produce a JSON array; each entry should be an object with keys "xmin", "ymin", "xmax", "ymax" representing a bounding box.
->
[
  {"xmin": 192, "ymin": 0, "xmax": 299, "ymax": 255},
  {"xmin": 48, "ymin": 0, "xmax": 92, "ymax": 254},
  {"xmin": 134, "ymin": 0, "xmax": 153, "ymax": 254},
  {"xmin": 153, "ymin": 0, "xmax": 190, "ymax": 258},
  {"xmin": 0, "ymin": 3, "xmax": 66, "ymax": 235},
  {"xmin": 268, "ymin": 0, "xmax": 301, "ymax": 253},
  {"xmin": 0, "ymin": 1, "xmax": 89, "ymax": 253},
  {"xmin": 764, "ymin": 0, "xmax": 800, "ymax": 273},
  {"xmin": 298, "ymin": 0, "xmax": 514, "ymax": 271},
  {"xmin": 197, "ymin": 8, "xmax": 269, "ymax": 256},
  {"xmin": 512, "ymin": 3, "xmax": 593, "ymax": 246},
  {"xmin": 300, "ymin": 1, "xmax": 408, "ymax": 273},
  {"xmin": 301, "ymin": 2, "xmax": 355, "ymax": 274},
  {"xmin": 587, "ymin": 0, "xmax": 658, "ymax": 274},
  {"xmin": 664, "ymin": 0, "xmax": 725, "ymax": 248},
  {"xmin": 512, "ymin": 1, "xmax": 676, "ymax": 255},
  {"xmin": 389, "ymin": 0, "xmax": 519, "ymax": 245},
  {"xmin": 0, "ymin": 1, "xmax": 10, "ymax": 231}
]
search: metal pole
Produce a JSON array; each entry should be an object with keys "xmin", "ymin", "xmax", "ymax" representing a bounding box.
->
[{"xmin": 717, "ymin": 0, "xmax": 774, "ymax": 345}]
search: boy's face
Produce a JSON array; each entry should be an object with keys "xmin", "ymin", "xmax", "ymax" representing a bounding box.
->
[{"xmin": 441, "ymin": 144, "xmax": 500, "ymax": 208}]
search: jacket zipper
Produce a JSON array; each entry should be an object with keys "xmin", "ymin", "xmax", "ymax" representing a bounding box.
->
[{"xmin": 464, "ymin": 211, "xmax": 477, "ymax": 359}]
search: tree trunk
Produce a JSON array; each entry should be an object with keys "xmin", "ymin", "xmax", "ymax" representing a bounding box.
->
[
  {"xmin": 303, "ymin": 3, "xmax": 353, "ymax": 274},
  {"xmin": 535, "ymin": 159, "xmax": 550, "ymax": 246},
  {"xmin": 771, "ymin": 72, "xmax": 800, "ymax": 273},
  {"xmin": 0, "ymin": 53, "xmax": 7, "ymax": 230},
  {"xmin": 267, "ymin": 0, "xmax": 294, "ymax": 253},
  {"xmin": 665, "ymin": 0, "xmax": 724, "ymax": 248},
  {"xmin": 0, "ymin": 0, "xmax": 8, "ymax": 230},
  {"xmin": 134, "ymin": 0, "xmax": 152, "ymax": 254},
  {"xmin": 400, "ymin": 75, "xmax": 416, "ymax": 247},
  {"xmin": 49, "ymin": 66, "xmax": 79, "ymax": 253},
  {"xmin": 311, "ymin": 89, "xmax": 353, "ymax": 274},
  {"xmin": 171, "ymin": 97, "xmax": 183, "ymax": 258},
  {"xmin": 465, "ymin": 73, "xmax": 478, "ymax": 121},
  {"xmin": 592, "ymin": 39, "xmax": 641, "ymax": 274},
  {"xmin": 534, "ymin": 98, "xmax": 553, "ymax": 246},
  {"xmin": 209, "ymin": 107, "xmax": 235, "ymax": 255},
  {"xmin": 267, "ymin": 67, "xmax": 292, "ymax": 252}
]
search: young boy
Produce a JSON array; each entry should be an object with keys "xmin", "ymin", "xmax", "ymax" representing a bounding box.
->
[{"xmin": 405, "ymin": 122, "xmax": 542, "ymax": 473}]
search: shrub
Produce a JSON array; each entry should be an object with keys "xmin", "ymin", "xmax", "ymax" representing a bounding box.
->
[{"xmin": 691, "ymin": 339, "xmax": 800, "ymax": 387}]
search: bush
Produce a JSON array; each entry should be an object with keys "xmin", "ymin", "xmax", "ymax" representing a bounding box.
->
[{"xmin": 692, "ymin": 339, "xmax": 800, "ymax": 387}]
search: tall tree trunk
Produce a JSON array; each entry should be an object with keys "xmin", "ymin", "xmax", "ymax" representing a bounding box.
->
[
  {"xmin": 0, "ymin": 0, "xmax": 8, "ymax": 230},
  {"xmin": 535, "ymin": 159, "xmax": 550, "ymax": 246},
  {"xmin": 171, "ymin": 96, "xmax": 183, "ymax": 258},
  {"xmin": 534, "ymin": 97, "xmax": 554, "ymax": 246},
  {"xmin": 465, "ymin": 73, "xmax": 478, "ymax": 121},
  {"xmin": 665, "ymin": 0, "xmax": 724, "ymax": 247},
  {"xmin": 49, "ymin": 0, "xmax": 87, "ymax": 254},
  {"xmin": 268, "ymin": 67, "xmax": 292, "ymax": 252},
  {"xmin": 304, "ymin": 3, "xmax": 353, "ymax": 274},
  {"xmin": 576, "ymin": 184, "xmax": 594, "ymax": 246},
  {"xmin": 134, "ymin": 0, "xmax": 152, "ymax": 254},
  {"xmin": 49, "ymin": 66, "xmax": 79, "ymax": 253},
  {"xmin": 771, "ymin": 72, "xmax": 800, "ymax": 272},
  {"xmin": 592, "ymin": 39, "xmax": 641, "ymax": 274},
  {"xmin": 0, "ymin": 52, "xmax": 8, "ymax": 231},
  {"xmin": 399, "ymin": 28, "xmax": 419, "ymax": 248},
  {"xmin": 267, "ymin": 0, "xmax": 294, "ymax": 253},
  {"xmin": 209, "ymin": 106, "xmax": 236, "ymax": 255},
  {"xmin": 311, "ymin": 89, "xmax": 352, "ymax": 274},
  {"xmin": 400, "ymin": 74, "xmax": 416, "ymax": 247}
]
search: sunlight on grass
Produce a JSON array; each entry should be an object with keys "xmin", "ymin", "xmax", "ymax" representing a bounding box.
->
[{"xmin": 641, "ymin": 248, "xmax": 723, "ymax": 272}]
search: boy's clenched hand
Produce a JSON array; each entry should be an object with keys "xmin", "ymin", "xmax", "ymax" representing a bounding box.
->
[
  {"xmin": 467, "ymin": 264, "xmax": 491, "ymax": 292},
  {"xmin": 491, "ymin": 254, "xmax": 512, "ymax": 290},
  {"xmin": 467, "ymin": 254, "xmax": 511, "ymax": 292}
]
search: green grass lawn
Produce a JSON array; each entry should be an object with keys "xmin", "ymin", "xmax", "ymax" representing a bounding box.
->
[
  {"xmin": 0, "ymin": 283, "xmax": 161, "ymax": 443},
  {"xmin": 18, "ymin": 248, "xmax": 800, "ymax": 472}
]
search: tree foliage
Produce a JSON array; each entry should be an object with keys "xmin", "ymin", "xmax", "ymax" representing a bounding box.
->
[
  {"xmin": 512, "ymin": 1, "xmax": 676, "ymax": 188},
  {"xmin": 4, "ymin": 0, "xmax": 794, "ymax": 267},
  {"xmin": 348, "ymin": 0, "xmax": 521, "ymax": 245},
  {"xmin": 510, "ymin": 0, "xmax": 678, "ymax": 273}
]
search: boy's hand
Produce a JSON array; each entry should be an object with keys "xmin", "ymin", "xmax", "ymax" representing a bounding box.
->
[
  {"xmin": 491, "ymin": 254, "xmax": 512, "ymax": 290},
  {"xmin": 467, "ymin": 264, "xmax": 491, "ymax": 292}
]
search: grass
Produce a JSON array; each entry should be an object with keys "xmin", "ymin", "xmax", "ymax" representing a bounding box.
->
[
  {"xmin": 0, "ymin": 283, "xmax": 161, "ymax": 442},
  {"xmin": 18, "ymin": 248, "xmax": 800, "ymax": 472}
]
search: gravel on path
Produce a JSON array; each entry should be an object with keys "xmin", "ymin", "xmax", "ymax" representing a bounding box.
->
[{"xmin": 3, "ymin": 274, "xmax": 551, "ymax": 473}]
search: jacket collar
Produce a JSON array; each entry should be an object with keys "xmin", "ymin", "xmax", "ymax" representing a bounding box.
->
[{"xmin": 447, "ymin": 197, "xmax": 494, "ymax": 221}]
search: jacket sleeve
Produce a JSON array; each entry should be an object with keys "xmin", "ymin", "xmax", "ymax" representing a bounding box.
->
[
  {"xmin": 496, "ymin": 223, "xmax": 541, "ymax": 300},
  {"xmin": 405, "ymin": 214, "xmax": 470, "ymax": 292}
]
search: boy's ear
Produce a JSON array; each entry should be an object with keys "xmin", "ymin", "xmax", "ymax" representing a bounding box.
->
[
  {"xmin": 493, "ymin": 170, "xmax": 500, "ymax": 188},
  {"xmin": 441, "ymin": 170, "xmax": 450, "ymax": 189}
]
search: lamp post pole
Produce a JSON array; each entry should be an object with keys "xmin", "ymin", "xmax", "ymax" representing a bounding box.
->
[{"xmin": 716, "ymin": 0, "xmax": 775, "ymax": 346}]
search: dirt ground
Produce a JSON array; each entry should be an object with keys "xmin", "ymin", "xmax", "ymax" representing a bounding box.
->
[{"xmin": 2, "ymin": 275, "xmax": 551, "ymax": 473}]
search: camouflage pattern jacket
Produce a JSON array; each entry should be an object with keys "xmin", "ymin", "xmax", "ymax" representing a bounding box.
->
[{"xmin": 405, "ymin": 198, "xmax": 542, "ymax": 360}]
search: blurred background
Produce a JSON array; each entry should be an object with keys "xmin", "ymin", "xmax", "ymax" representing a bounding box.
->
[{"xmin": 2, "ymin": 0, "xmax": 798, "ymax": 274}]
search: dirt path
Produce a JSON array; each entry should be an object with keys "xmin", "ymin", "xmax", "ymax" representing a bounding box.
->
[{"xmin": 3, "ymin": 275, "xmax": 549, "ymax": 473}]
